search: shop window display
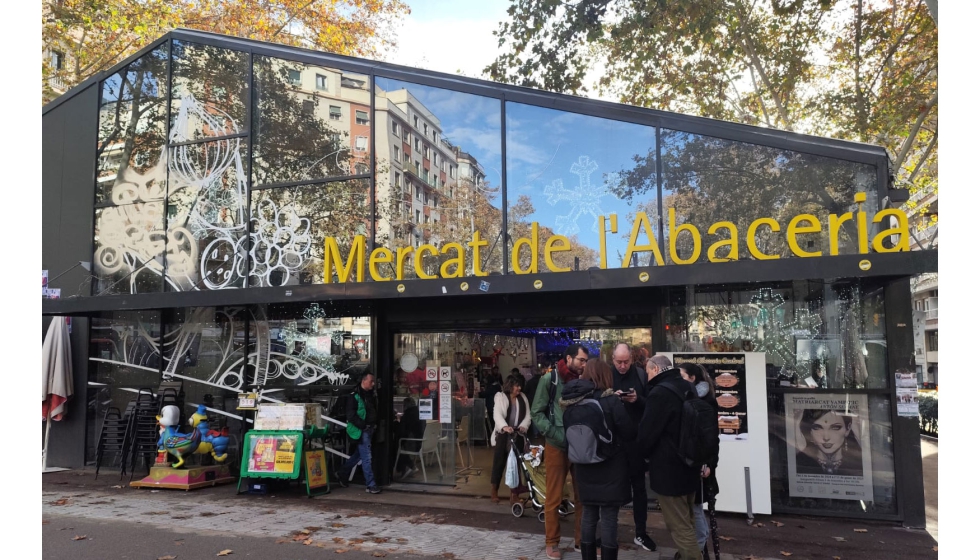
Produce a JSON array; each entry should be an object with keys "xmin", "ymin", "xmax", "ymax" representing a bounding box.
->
[{"xmin": 664, "ymin": 279, "xmax": 896, "ymax": 516}]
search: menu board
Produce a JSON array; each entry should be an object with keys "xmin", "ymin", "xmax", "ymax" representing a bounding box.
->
[{"xmin": 674, "ymin": 353, "xmax": 749, "ymax": 441}]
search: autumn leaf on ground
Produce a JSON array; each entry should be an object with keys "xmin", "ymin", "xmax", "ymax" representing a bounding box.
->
[
  {"xmin": 372, "ymin": 553, "xmax": 387, "ymax": 558},
  {"xmin": 331, "ymin": 523, "xmax": 347, "ymax": 528},
  {"xmin": 780, "ymin": 552, "xmax": 792, "ymax": 557},
  {"xmin": 373, "ymin": 537, "xmax": 390, "ymax": 543},
  {"xmin": 440, "ymin": 554, "xmax": 457, "ymax": 559},
  {"xmin": 853, "ymin": 528, "xmax": 868, "ymax": 533},
  {"xmin": 157, "ymin": 556, "xmax": 177, "ymax": 560},
  {"xmin": 72, "ymin": 535, "xmax": 87, "ymax": 541},
  {"xmin": 217, "ymin": 550, "xmax": 233, "ymax": 557},
  {"xmin": 303, "ymin": 538, "xmax": 313, "ymax": 545},
  {"xmin": 833, "ymin": 557, "xmax": 841, "ymax": 560},
  {"xmin": 335, "ymin": 550, "xmax": 348, "ymax": 554},
  {"xmin": 49, "ymin": 499, "xmax": 70, "ymax": 506},
  {"xmin": 304, "ymin": 526, "xmax": 321, "ymax": 532},
  {"xmin": 719, "ymin": 536, "xmax": 735, "ymax": 541},
  {"xmin": 333, "ymin": 537, "xmax": 346, "ymax": 544},
  {"xmin": 363, "ymin": 531, "xmax": 376, "ymax": 536},
  {"xmin": 752, "ymin": 522, "xmax": 765, "ymax": 528},
  {"xmin": 300, "ymin": 529, "xmax": 311, "ymax": 535},
  {"xmin": 348, "ymin": 538, "xmax": 365, "ymax": 545},
  {"xmin": 396, "ymin": 538, "xmax": 408, "ymax": 543},
  {"xmin": 275, "ymin": 538, "xmax": 289, "ymax": 544},
  {"xmin": 771, "ymin": 521, "xmax": 785, "ymax": 527},
  {"xmin": 832, "ymin": 537, "xmax": 846, "ymax": 542}
]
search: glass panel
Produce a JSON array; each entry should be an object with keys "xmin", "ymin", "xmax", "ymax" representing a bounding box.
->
[
  {"xmin": 769, "ymin": 393, "xmax": 897, "ymax": 515},
  {"xmin": 505, "ymin": 102, "xmax": 659, "ymax": 272},
  {"xmin": 252, "ymin": 56, "xmax": 370, "ymax": 186},
  {"xmin": 664, "ymin": 280, "xmax": 887, "ymax": 390},
  {"xmin": 660, "ymin": 130, "xmax": 879, "ymax": 264},
  {"xmin": 375, "ymin": 78, "xmax": 504, "ymax": 278},
  {"xmin": 166, "ymin": 140, "xmax": 249, "ymax": 290},
  {"xmin": 260, "ymin": 303, "xmax": 371, "ymax": 392},
  {"xmin": 249, "ymin": 180, "xmax": 370, "ymax": 287},
  {"xmin": 96, "ymin": 46, "xmax": 169, "ymax": 205},
  {"xmin": 87, "ymin": 310, "xmax": 162, "ymax": 463},
  {"xmin": 170, "ymin": 41, "xmax": 249, "ymax": 143},
  {"xmin": 93, "ymin": 202, "xmax": 166, "ymax": 295}
]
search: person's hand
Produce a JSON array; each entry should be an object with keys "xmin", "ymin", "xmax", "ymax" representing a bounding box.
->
[
  {"xmin": 622, "ymin": 390, "xmax": 638, "ymax": 403},
  {"xmin": 701, "ymin": 465, "xmax": 711, "ymax": 478},
  {"xmin": 503, "ymin": 426, "xmax": 514, "ymax": 434},
  {"xmin": 518, "ymin": 426, "xmax": 527, "ymax": 434}
]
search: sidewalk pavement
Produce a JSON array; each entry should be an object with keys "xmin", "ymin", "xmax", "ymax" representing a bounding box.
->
[{"xmin": 42, "ymin": 468, "xmax": 938, "ymax": 560}]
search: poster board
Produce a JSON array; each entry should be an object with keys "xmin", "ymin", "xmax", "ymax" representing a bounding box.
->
[
  {"xmin": 783, "ymin": 393, "xmax": 873, "ymax": 501},
  {"xmin": 240, "ymin": 431, "xmax": 304, "ymax": 479},
  {"xmin": 662, "ymin": 352, "xmax": 771, "ymax": 515},
  {"xmin": 304, "ymin": 450, "xmax": 330, "ymax": 495}
]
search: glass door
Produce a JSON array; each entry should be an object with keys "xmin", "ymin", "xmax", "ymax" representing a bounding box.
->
[{"xmin": 391, "ymin": 332, "xmax": 459, "ymax": 486}]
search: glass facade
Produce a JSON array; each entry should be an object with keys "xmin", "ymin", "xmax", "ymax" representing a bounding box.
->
[{"xmin": 91, "ymin": 41, "xmax": 887, "ymax": 294}]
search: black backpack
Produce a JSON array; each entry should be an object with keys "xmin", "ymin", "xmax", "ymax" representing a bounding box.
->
[
  {"xmin": 662, "ymin": 382, "xmax": 719, "ymax": 469},
  {"xmin": 563, "ymin": 397, "xmax": 614, "ymax": 464}
]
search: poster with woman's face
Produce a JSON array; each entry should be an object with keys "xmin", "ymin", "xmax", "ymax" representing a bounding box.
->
[{"xmin": 783, "ymin": 393, "xmax": 873, "ymax": 502}]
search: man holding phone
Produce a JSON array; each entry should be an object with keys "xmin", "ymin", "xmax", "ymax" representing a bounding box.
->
[{"xmin": 611, "ymin": 343, "xmax": 657, "ymax": 552}]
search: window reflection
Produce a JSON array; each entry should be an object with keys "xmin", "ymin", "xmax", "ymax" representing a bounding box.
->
[
  {"xmin": 249, "ymin": 179, "xmax": 370, "ymax": 287},
  {"xmin": 375, "ymin": 78, "xmax": 504, "ymax": 277},
  {"xmin": 170, "ymin": 42, "xmax": 249, "ymax": 143},
  {"xmin": 95, "ymin": 46, "xmax": 168, "ymax": 205},
  {"xmin": 505, "ymin": 103, "xmax": 657, "ymax": 271},
  {"xmin": 252, "ymin": 56, "xmax": 370, "ymax": 186},
  {"xmin": 659, "ymin": 130, "xmax": 879, "ymax": 263},
  {"xmin": 665, "ymin": 280, "xmax": 887, "ymax": 389}
]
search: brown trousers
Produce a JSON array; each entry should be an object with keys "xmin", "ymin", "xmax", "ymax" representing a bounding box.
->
[
  {"xmin": 544, "ymin": 443, "xmax": 583, "ymax": 547},
  {"xmin": 656, "ymin": 492, "xmax": 702, "ymax": 560}
]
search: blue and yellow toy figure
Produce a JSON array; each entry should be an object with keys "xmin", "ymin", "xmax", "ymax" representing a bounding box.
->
[{"xmin": 158, "ymin": 404, "xmax": 231, "ymax": 468}]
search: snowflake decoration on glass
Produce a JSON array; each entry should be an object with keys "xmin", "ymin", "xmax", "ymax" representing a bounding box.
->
[
  {"xmin": 713, "ymin": 288, "xmax": 822, "ymax": 366},
  {"xmin": 543, "ymin": 156, "xmax": 613, "ymax": 236}
]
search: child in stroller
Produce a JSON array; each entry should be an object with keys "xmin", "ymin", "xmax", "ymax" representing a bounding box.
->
[{"xmin": 508, "ymin": 437, "xmax": 575, "ymax": 522}]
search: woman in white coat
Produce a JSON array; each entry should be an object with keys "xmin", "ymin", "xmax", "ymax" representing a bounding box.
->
[{"xmin": 489, "ymin": 373, "xmax": 531, "ymax": 504}]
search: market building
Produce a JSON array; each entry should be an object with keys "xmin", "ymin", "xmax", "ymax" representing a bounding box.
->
[{"xmin": 42, "ymin": 29, "xmax": 936, "ymax": 527}]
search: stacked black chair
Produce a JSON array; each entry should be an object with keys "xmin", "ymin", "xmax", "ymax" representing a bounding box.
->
[
  {"xmin": 122, "ymin": 389, "xmax": 160, "ymax": 480},
  {"xmin": 93, "ymin": 407, "xmax": 126, "ymax": 480}
]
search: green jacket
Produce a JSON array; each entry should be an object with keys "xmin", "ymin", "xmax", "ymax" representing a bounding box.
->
[
  {"xmin": 346, "ymin": 393, "xmax": 366, "ymax": 440},
  {"xmin": 531, "ymin": 371, "xmax": 566, "ymax": 449}
]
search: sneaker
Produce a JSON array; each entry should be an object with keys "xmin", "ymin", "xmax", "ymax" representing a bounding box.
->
[
  {"xmin": 634, "ymin": 533, "xmax": 657, "ymax": 552},
  {"xmin": 366, "ymin": 486, "xmax": 381, "ymax": 494},
  {"xmin": 335, "ymin": 474, "xmax": 349, "ymax": 488}
]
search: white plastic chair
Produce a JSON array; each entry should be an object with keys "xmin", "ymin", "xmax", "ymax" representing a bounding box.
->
[{"xmin": 396, "ymin": 421, "xmax": 443, "ymax": 482}]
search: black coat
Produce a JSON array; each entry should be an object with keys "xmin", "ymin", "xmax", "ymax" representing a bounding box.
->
[
  {"xmin": 636, "ymin": 368, "xmax": 701, "ymax": 497},
  {"xmin": 346, "ymin": 385, "xmax": 378, "ymax": 431},
  {"xmin": 524, "ymin": 374, "xmax": 543, "ymax": 405},
  {"xmin": 611, "ymin": 363, "xmax": 647, "ymax": 426},
  {"xmin": 560, "ymin": 379, "xmax": 637, "ymax": 507}
]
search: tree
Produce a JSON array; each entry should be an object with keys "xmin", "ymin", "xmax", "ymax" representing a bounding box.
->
[
  {"xmin": 487, "ymin": 0, "xmax": 938, "ymax": 248},
  {"xmin": 42, "ymin": 0, "xmax": 409, "ymax": 103}
]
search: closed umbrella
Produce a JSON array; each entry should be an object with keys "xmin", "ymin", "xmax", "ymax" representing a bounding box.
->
[{"xmin": 42, "ymin": 317, "xmax": 73, "ymax": 472}]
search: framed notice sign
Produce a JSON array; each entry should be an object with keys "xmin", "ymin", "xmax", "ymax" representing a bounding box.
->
[{"xmin": 240, "ymin": 431, "xmax": 304, "ymax": 479}]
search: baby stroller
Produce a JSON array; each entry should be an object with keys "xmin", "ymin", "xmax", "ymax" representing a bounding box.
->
[{"xmin": 509, "ymin": 437, "xmax": 575, "ymax": 522}]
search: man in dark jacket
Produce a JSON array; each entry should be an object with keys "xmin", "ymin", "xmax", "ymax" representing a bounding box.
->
[
  {"xmin": 611, "ymin": 343, "xmax": 657, "ymax": 552},
  {"xmin": 337, "ymin": 372, "xmax": 381, "ymax": 494},
  {"xmin": 637, "ymin": 355, "xmax": 701, "ymax": 560}
]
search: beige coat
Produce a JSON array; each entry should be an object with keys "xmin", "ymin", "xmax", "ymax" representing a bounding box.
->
[{"xmin": 491, "ymin": 391, "xmax": 531, "ymax": 446}]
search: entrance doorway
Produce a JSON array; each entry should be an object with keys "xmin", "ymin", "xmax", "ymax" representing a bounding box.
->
[{"xmin": 388, "ymin": 327, "xmax": 651, "ymax": 495}]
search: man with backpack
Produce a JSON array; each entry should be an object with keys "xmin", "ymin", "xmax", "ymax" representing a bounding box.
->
[
  {"xmin": 637, "ymin": 355, "xmax": 702, "ymax": 560},
  {"xmin": 336, "ymin": 372, "xmax": 381, "ymax": 494},
  {"xmin": 610, "ymin": 343, "xmax": 657, "ymax": 553},
  {"xmin": 531, "ymin": 343, "xmax": 589, "ymax": 559}
]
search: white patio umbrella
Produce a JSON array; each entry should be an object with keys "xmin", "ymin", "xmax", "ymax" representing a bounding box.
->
[{"xmin": 42, "ymin": 316, "xmax": 73, "ymax": 472}]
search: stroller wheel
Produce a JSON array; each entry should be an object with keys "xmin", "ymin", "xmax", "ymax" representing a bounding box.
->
[
  {"xmin": 512, "ymin": 503, "xmax": 524, "ymax": 518},
  {"xmin": 558, "ymin": 499, "xmax": 574, "ymax": 517},
  {"xmin": 537, "ymin": 511, "xmax": 546, "ymax": 523}
]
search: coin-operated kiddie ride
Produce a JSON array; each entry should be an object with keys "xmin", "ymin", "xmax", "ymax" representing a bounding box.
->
[{"xmin": 131, "ymin": 405, "xmax": 236, "ymax": 490}]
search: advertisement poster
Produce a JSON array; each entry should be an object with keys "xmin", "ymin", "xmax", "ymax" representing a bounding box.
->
[
  {"xmin": 784, "ymin": 393, "xmax": 873, "ymax": 501},
  {"xmin": 895, "ymin": 371, "xmax": 920, "ymax": 417},
  {"xmin": 675, "ymin": 353, "xmax": 749, "ymax": 441},
  {"xmin": 439, "ymin": 380, "xmax": 452, "ymax": 423},
  {"xmin": 304, "ymin": 450, "xmax": 328, "ymax": 489},
  {"xmin": 246, "ymin": 433, "xmax": 299, "ymax": 475},
  {"xmin": 419, "ymin": 399, "xmax": 433, "ymax": 420}
]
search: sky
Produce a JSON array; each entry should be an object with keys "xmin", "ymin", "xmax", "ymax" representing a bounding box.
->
[{"xmin": 384, "ymin": 1, "xmax": 510, "ymax": 78}]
